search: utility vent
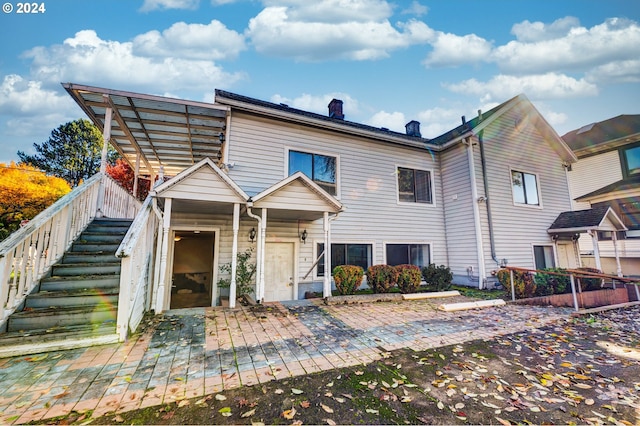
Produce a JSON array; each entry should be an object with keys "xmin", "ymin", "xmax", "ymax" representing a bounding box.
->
[
  {"xmin": 405, "ymin": 120, "xmax": 421, "ymax": 137},
  {"xmin": 328, "ymin": 99, "xmax": 344, "ymax": 120}
]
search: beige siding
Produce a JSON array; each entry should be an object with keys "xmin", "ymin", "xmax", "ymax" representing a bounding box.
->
[
  {"xmin": 440, "ymin": 143, "xmax": 480, "ymax": 284},
  {"xmin": 227, "ymin": 112, "xmax": 447, "ymax": 270},
  {"xmin": 567, "ymin": 151, "xmax": 622, "ymax": 210},
  {"xmin": 253, "ymin": 180, "xmax": 335, "ymax": 211},
  {"xmin": 160, "ymin": 167, "xmax": 245, "ymax": 203},
  {"xmin": 478, "ymin": 105, "xmax": 573, "ymax": 272}
]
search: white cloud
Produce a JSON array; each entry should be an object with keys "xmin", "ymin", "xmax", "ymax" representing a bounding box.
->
[
  {"xmin": 366, "ymin": 110, "xmax": 406, "ymax": 132},
  {"xmin": 401, "ymin": 1, "xmax": 428, "ymax": 17},
  {"xmin": 23, "ymin": 30, "xmax": 245, "ymax": 93},
  {"xmin": 445, "ymin": 73, "xmax": 598, "ymax": 101},
  {"xmin": 511, "ymin": 16, "xmax": 580, "ymax": 42},
  {"xmin": 271, "ymin": 92, "xmax": 360, "ymax": 117},
  {"xmin": 0, "ymin": 75, "xmax": 72, "ymax": 116},
  {"xmin": 246, "ymin": 4, "xmax": 433, "ymax": 61},
  {"xmin": 492, "ymin": 17, "xmax": 640, "ymax": 75},
  {"xmin": 416, "ymin": 106, "xmax": 464, "ymax": 138},
  {"xmin": 133, "ymin": 20, "xmax": 246, "ymax": 60},
  {"xmin": 140, "ymin": 0, "xmax": 199, "ymax": 12},
  {"xmin": 586, "ymin": 59, "xmax": 640, "ymax": 84},
  {"xmin": 423, "ymin": 32, "xmax": 493, "ymax": 67}
]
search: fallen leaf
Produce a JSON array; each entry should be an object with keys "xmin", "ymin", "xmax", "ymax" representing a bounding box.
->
[
  {"xmin": 437, "ymin": 401, "xmax": 444, "ymax": 410},
  {"xmin": 585, "ymin": 398, "xmax": 595, "ymax": 406},
  {"xmin": 325, "ymin": 419, "xmax": 337, "ymax": 426},
  {"xmin": 178, "ymin": 399, "xmax": 190, "ymax": 408},
  {"xmin": 300, "ymin": 400, "xmax": 311, "ymax": 408},
  {"xmin": 275, "ymin": 389, "xmax": 284, "ymax": 394},
  {"xmin": 219, "ymin": 407, "xmax": 232, "ymax": 417},
  {"xmin": 382, "ymin": 380, "xmax": 391, "ymax": 388},
  {"xmin": 113, "ymin": 415, "xmax": 125, "ymax": 423},
  {"xmin": 400, "ymin": 396, "xmax": 412, "ymax": 403},
  {"xmin": 354, "ymin": 371, "xmax": 364, "ymax": 375},
  {"xmin": 282, "ymin": 408, "xmax": 296, "ymax": 420},
  {"xmin": 241, "ymin": 408, "xmax": 256, "ymax": 418},
  {"xmin": 495, "ymin": 416, "xmax": 511, "ymax": 426},
  {"xmin": 321, "ymin": 403, "xmax": 334, "ymax": 413},
  {"xmin": 574, "ymin": 383, "xmax": 592, "ymax": 389},
  {"xmin": 365, "ymin": 408, "xmax": 379, "ymax": 414},
  {"xmin": 291, "ymin": 388, "xmax": 303, "ymax": 395},
  {"xmin": 215, "ymin": 394, "xmax": 227, "ymax": 401}
]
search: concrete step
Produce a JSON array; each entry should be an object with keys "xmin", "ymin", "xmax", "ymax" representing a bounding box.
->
[
  {"xmin": 25, "ymin": 288, "xmax": 119, "ymax": 309},
  {"xmin": 70, "ymin": 242, "xmax": 121, "ymax": 253},
  {"xmin": 7, "ymin": 305, "xmax": 117, "ymax": 332},
  {"xmin": 61, "ymin": 252, "xmax": 119, "ymax": 264},
  {"xmin": 51, "ymin": 262, "xmax": 122, "ymax": 276},
  {"xmin": 76, "ymin": 233, "xmax": 127, "ymax": 244},
  {"xmin": 40, "ymin": 274, "xmax": 120, "ymax": 291}
]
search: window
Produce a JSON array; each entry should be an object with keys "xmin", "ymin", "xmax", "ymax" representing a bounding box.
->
[
  {"xmin": 317, "ymin": 243, "xmax": 372, "ymax": 276},
  {"xmin": 619, "ymin": 200, "xmax": 640, "ymax": 238},
  {"xmin": 622, "ymin": 145, "xmax": 640, "ymax": 176},
  {"xmin": 511, "ymin": 170, "xmax": 539, "ymax": 205},
  {"xmin": 289, "ymin": 150, "xmax": 337, "ymax": 195},
  {"xmin": 533, "ymin": 245, "xmax": 555, "ymax": 270},
  {"xmin": 397, "ymin": 167, "xmax": 432, "ymax": 203},
  {"xmin": 597, "ymin": 231, "xmax": 626, "ymax": 241},
  {"xmin": 385, "ymin": 244, "xmax": 430, "ymax": 267}
]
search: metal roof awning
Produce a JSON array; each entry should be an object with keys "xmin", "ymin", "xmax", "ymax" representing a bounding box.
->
[{"xmin": 63, "ymin": 83, "xmax": 229, "ymax": 177}]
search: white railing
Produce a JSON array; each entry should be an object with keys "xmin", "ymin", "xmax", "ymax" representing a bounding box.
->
[
  {"xmin": 115, "ymin": 196, "xmax": 159, "ymax": 341},
  {"xmin": 0, "ymin": 173, "xmax": 141, "ymax": 329}
]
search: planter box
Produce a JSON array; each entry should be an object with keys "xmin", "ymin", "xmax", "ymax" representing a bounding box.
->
[{"xmin": 512, "ymin": 288, "xmax": 629, "ymax": 309}]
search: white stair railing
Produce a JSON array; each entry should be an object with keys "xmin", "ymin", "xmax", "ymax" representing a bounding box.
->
[
  {"xmin": 0, "ymin": 172, "xmax": 141, "ymax": 330},
  {"xmin": 115, "ymin": 196, "xmax": 159, "ymax": 341}
]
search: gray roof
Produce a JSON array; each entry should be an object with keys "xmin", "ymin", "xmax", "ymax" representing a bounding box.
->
[
  {"xmin": 576, "ymin": 175, "xmax": 640, "ymax": 201},
  {"xmin": 549, "ymin": 205, "xmax": 611, "ymax": 230},
  {"xmin": 562, "ymin": 114, "xmax": 640, "ymax": 157}
]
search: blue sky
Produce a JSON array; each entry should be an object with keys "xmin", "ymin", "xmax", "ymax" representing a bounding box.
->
[{"xmin": 1, "ymin": 0, "xmax": 639, "ymax": 164}]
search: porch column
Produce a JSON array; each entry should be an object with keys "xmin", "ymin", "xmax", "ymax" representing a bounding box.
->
[
  {"xmin": 96, "ymin": 97, "xmax": 112, "ymax": 218},
  {"xmin": 229, "ymin": 203, "xmax": 240, "ymax": 308},
  {"xmin": 155, "ymin": 197, "xmax": 172, "ymax": 313},
  {"xmin": 323, "ymin": 211, "xmax": 331, "ymax": 298},
  {"xmin": 588, "ymin": 229, "xmax": 603, "ymax": 271},
  {"xmin": 259, "ymin": 208, "xmax": 267, "ymax": 302},
  {"xmin": 612, "ymin": 231, "xmax": 623, "ymax": 277}
]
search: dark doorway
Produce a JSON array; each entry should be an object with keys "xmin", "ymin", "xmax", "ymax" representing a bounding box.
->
[{"xmin": 170, "ymin": 231, "xmax": 214, "ymax": 309}]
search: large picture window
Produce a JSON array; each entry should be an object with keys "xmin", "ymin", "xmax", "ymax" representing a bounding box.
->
[
  {"xmin": 385, "ymin": 243, "xmax": 430, "ymax": 267},
  {"xmin": 397, "ymin": 167, "xmax": 432, "ymax": 203},
  {"xmin": 289, "ymin": 150, "xmax": 337, "ymax": 195},
  {"xmin": 622, "ymin": 145, "xmax": 640, "ymax": 177},
  {"xmin": 511, "ymin": 170, "xmax": 539, "ymax": 205},
  {"xmin": 317, "ymin": 243, "xmax": 372, "ymax": 276}
]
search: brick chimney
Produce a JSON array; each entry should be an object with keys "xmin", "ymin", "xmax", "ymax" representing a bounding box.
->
[
  {"xmin": 328, "ymin": 99, "xmax": 344, "ymax": 120},
  {"xmin": 405, "ymin": 120, "xmax": 421, "ymax": 137}
]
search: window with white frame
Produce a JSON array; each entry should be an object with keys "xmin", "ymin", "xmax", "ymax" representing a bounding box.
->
[
  {"xmin": 289, "ymin": 150, "xmax": 337, "ymax": 195},
  {"xmin": 533, "ymin": 245, "xmax": 555, "ymax": 270},
  {"xmin": 397, "ymin": 167, "xmax": 432, "ymax": 203},
  {"xmin": 511, "ymin": 170, "xmax": 539, "ymax": 206},
  {"xmin": 385, "ymin": 243, "xmax": 430, "ymax": 267},
  {"xmin": 317, "ymin": 243, "xmax": 372, "ymax": 276}
]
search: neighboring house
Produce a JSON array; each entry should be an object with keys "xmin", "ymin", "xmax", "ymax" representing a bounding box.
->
[
  {"xmin": 562, "ymin": 115, "xmax": 640, "ymax": 276},
  {"xmin": 61, "ymin": 83, "xmax": 578, "ymax": 311}
]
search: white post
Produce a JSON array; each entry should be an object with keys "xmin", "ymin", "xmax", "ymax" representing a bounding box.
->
[
  {"xmin": 229, "ymin": 203, "xmax": 240, "ymax": 308},
  {"xmin": 588, "ymin": 230, "xmax": 602, "ymax": 272},
  {"xmin": 510, "ymin": 269, "xmax": 515, "ymax": 301},
  {"xmin": 466, "ymin": 138, "xmax": 486, "ymax": 289},
  {"xmin": 133, "ymin": 154, "xmax": 140, "ymax": 200},
  {"xmin": 155, "ymin": 198, "xmax": 172, "ymax": 313},
  {"xmin": 96, "ymin": 97, "xmax": 112, "ymax": 218},
  {"xmin": 612, "ymin": 231, "xmax": 623, "ymax": 277},
  {"xmin": 323, "ymin": 211, "xmax": 331, "ymax": 298},
  {"xmin": 259, "ymin": 208, "xmax": 267, "ymax": 302},
  {"xmin": 569, "ymin": 274, "xmax": 580, "ymax": 311}
]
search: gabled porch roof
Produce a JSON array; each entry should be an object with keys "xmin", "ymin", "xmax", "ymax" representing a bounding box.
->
[{"xmin": 548, "ymin": 205, "xmax": 627, "ymax": 234}]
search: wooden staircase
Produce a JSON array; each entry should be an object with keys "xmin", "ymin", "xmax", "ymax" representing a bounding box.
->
[{"xmin": 0, "ymin": 218, "xmax": 133, "ymax": 358}]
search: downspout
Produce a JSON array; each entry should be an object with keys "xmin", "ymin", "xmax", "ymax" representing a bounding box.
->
[
  {"xmin": 477, "ymin": 125, "xmax": 500, "ymax": 269},
  {"xmin": 465, "ymin": 135, "xmax": 487, "ymax": 289},
  {"xmin": 246, "ymin": 205, "xmax": 263, "ymax": 302}
]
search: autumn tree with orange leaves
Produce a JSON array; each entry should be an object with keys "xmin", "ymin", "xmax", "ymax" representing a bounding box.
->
[
  {"xmin": 0, "ymin": 162, "xmax": 71, "ymax": 240},
  {"xmin": 106, "ymin": 158, "xmax": 151, "ymax": 201}
]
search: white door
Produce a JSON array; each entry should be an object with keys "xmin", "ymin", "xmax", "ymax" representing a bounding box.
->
[
  {"xmin": 264, "ymin": 242, "xmax": 295, "ymax": 302},
  {"xmin": 557, "ymin": 243, "xmax": 577, "ymax": 269}
]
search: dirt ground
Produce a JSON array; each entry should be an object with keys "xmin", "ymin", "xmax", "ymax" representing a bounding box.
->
[{"xmin": 35, "ymin": 305, "xmax": 640, "ymax": 425}]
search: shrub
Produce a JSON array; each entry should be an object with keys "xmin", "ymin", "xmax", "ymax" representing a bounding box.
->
[
  {"xmin": 576, "ymin": 267, "xmax": 603, "ymax": 291},
  {"xmin": 395, "ymin": 264, "xmax": 422, "ymax": 294},
  {"xmin": 217, "ymin": 247, "xmax": 257, "ymax": 297},
  {"xmin": 366, "ymin": 265, "xmax": 399, "ymax": 293},
  {"xmin": 533, "ymin": 268, "xmax": 570, "ymax": 296},
  {"xmin": 496, "ymin": 269, "xmax": 536, "ymax": 299},
  {"xmin": 332, "ymin": 265, "xmax": 364, "ymax": 295},
  {"xmin": 421, "ymin": 264, "xmax": 453, "ymax": 292}
]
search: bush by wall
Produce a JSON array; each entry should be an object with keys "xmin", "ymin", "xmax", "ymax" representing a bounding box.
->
[
  {"xmin": 332, "ymin": 265, "xmax": 364, "ymax": 295},
  {"xmin": 576, "ymin": 267, "xmax": 603, "ymax": 291},
  {"xmin": 366, "ymin": 265, "xmax": 398, "ymax": 293},
  {"xmin": 496, "ymin": 269, "xmax": 536, "ymax": 299},
  {"xmin": 396, "ymin": 264, "xmax": 422, "ymax": 294},
  {"xmin": 421, "ymin": 264, "xmax": 453, "ymax": 292},
  {"xmin": 533, "ymin": 268, "xmax": 570, "ymax": 296}
]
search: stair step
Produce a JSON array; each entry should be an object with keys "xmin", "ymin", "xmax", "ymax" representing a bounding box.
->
[
  {"xmin": 84, "ymin": 225, "xmax": 131, "ymax": 234},
  {"xmin": 26, "ymin": 288, "xmax": 119, "ymax": 309},
  {"xmin": 7, "ymin": 305, "xmax": 117, "ymax": 332},
  {"xmin": 91, "ymin": 218, "xmax": 134, "ymax": 225},
  {"xmin": 76, "ymin": 233, "xmax": 127, "ymax": 244},
  {"xmin": 51, "ymin": 262, "xmax": 122, "ymax": 276},
  {"xmin": 61, "ymin": 252, "xmax": 119, "ymax": 264},
  {"xmin": 40, "ymin": 274, "xmax": 120, "ymax": 291},
  {"xmin": 70, "ymin": 242, "xmax": 121, "ymax": 252}
]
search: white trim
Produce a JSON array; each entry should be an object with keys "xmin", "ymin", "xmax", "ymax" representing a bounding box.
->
[
  {"xmin": 383, "ymin": 241, "xmax": 432, "ymax": 267},
  {"xmin": 394, "ymin": 164, "xmax": 437, "ymax": 207},
  {"xmin": 509, "ymin": 166, "xmax": 543, "ymax": 209},
  {"xmin": 312, "ymin": 240, "xmax": 376, "ymax": 280},
  {"xmin": 284, "ymin": 146, "xmax": 341, "ymax": 199},
  {"xmin": 531, "ymin": 243, "xmax": 556, "ymax": 270},
  {"xmin": 252, "ymin": 171, "xmax": 342, "ymax": 212}
]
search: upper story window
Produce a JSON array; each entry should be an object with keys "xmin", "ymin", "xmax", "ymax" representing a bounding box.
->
[
  {"xmin": 397, "ymin": 167, "xmax": 433, "ymax": 204},
  {"xmin": 288, "ymin": 150, "xmax": 337, "ymax": 195},
  {"xmin": 511, "ymin": 170, "xmax": 539, "ymax": 206},
  {"xmin": 622, "ymin": 145, "xmax": 640, "ymax": 177}
]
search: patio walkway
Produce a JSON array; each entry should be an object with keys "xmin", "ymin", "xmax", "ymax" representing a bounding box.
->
[{"xmin": 0, "ymin": 296, "xmax": 572, "ymax": 424}]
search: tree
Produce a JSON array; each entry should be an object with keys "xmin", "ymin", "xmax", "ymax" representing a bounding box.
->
[
  {"xmin": 106, "ymin": 158, "xmax": 151, "ymax": 200},
  {"xmin": 0, "ymin": 162, "xmax": 71, "ymax": 240},
  {"xmin": 17, "ymin": 119, "xmax": 118, "ymax": 187}
]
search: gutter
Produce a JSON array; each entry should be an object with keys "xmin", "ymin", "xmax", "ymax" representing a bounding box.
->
[{"xmin": 477, "ymin": 127, "xmax": 501, "ymax": 269}]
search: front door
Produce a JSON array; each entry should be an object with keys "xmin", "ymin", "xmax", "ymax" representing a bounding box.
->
[
  {"xmin": 557, "ymin": 243, "xmax": 578, "ymax": 269},
  {"xmin": 263, "ymin": 242, "xmax": 295, "ymax": 302},
  {"xmin": 170, "ymin": 231, "xmax": 214, "ymax": 309}
]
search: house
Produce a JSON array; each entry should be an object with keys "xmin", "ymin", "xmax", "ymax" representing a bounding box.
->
[
  {"xmin": 562, "ymin": 115, "xmax": 640, "ymax": 275},
  {"xmin": 0, "ymin": 83, "xmax": 581, "ymax": 354}
]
